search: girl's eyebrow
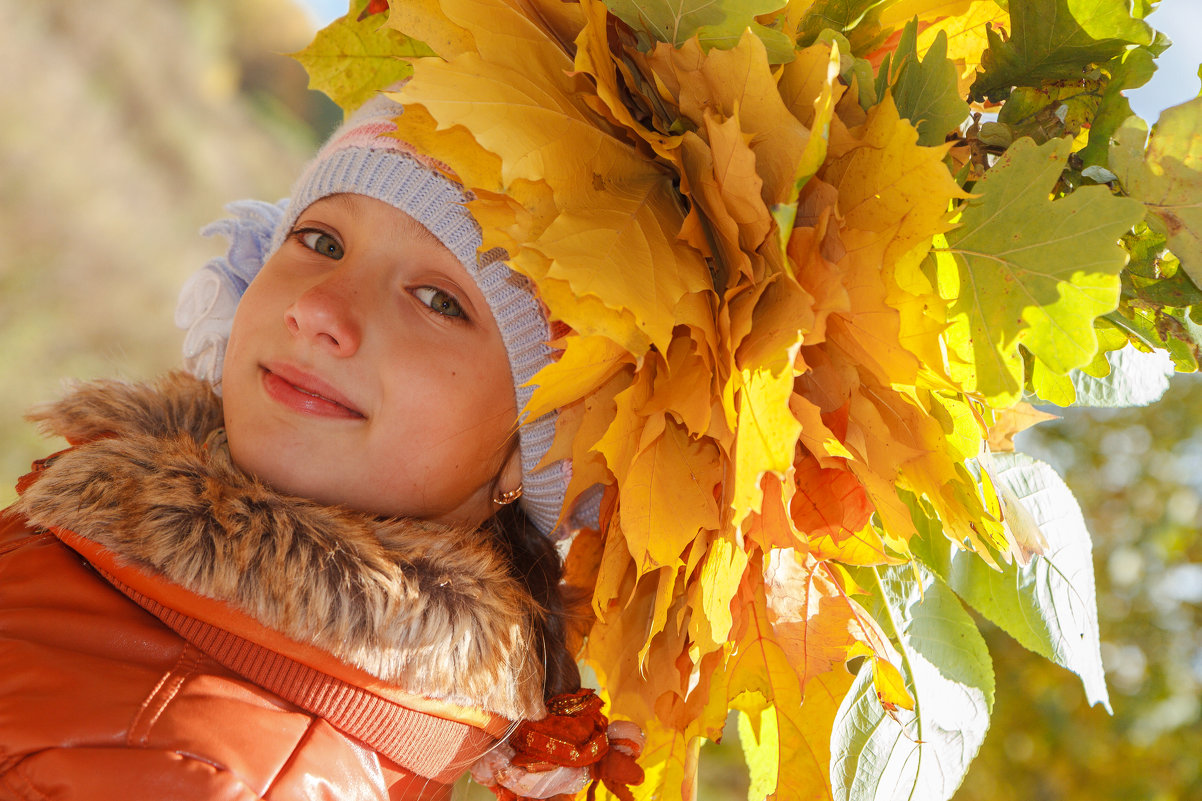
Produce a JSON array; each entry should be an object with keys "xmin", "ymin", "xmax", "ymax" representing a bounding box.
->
[
  {"xmin": 325, "ymin": 193, "xmax": 444, "ymax": 249},
  {"xmin": 325, "ymin": 192, "xmax": 360, "ymax": 218},
  {"xmin": 397, "ymin": 215, "xmax": 443, "ymax": 248}
]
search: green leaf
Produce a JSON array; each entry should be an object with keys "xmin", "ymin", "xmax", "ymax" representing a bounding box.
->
[
  {"xmin": 797, "ymin": 0, "xmax": 890, "ymax": 48},
  {"xmin": 291, "ymin": 0, "xmax": 433, "ymax": 112},
  {"xmin": 600, "ymin": 0, "xmax": 789, "ymax": 55},
  {"xmin": 916, "ymin": 452, "xmax": 1112, "ymax": 712},
  {"xmin": 1121, "ymin": 221, "xmax": 1202, "ymax": 301},
  {"xmin": 1124, "ymin": 221, "xmax": 1176, "ymax": 279},
  {"xmin": 1078, "ymin": 47, "xmax": 1157, "ymax": 168},
  {"xmin": 996, "ymin": 75, "xmax": 1106, "ymax": 144},
  {"xmin": 698, "ymin": 22, "xmax": 797, "ymax": 64},
  {"xmin": 970, "ymin": 0, "xmax": 1155, "ymax": 102},
  {"xmin": 1107, "ymin": 305, "xmax": 1202, "ymax": 372},
  {"xmin": 831, "ymin": 564, "xmax": 994, "ymax": 801},
  {"xmin": 1029, "ymin": 353, "xmax": 1078, "ymax": 405},
  {"xmin": 1030, "ymin": 327, "xmax": 1175, "ymax": 406},
  {"xmin": 937, "ymin": 136, "xmax": 1145, "ymax": 405},
  {"xmin": 1065, "ymin": 0, "xmax": 1157, "ymax": 41},
  {"xmin": 879, "ymin": 20, "xmax": 970, "ymax": 147},
  {"xmin": 1121, "ymin": 266, "xmax": 1202, "ymax": 308},
  {"xmin": 1110, "ymin": 97, "xmax": 1202, "ymax": 287}
]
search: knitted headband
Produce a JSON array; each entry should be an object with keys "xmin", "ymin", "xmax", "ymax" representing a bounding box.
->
[{"xmin": 176, "ymin": 94, "xmax": 571, "ymax": 536}]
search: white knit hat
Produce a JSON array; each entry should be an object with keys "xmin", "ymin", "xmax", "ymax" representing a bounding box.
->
[{"xmin": 177, "ymin": 94, "xmax": 574, "ymax": 536}]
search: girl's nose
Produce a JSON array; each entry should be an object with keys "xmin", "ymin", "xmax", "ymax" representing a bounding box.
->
[{"xmin": 284, "ymin": 270, "xmax": 363, "ymax": 356}]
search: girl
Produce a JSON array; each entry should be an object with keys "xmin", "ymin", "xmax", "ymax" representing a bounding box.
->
[{"xmin": 0, "ymin": 94, "xmax": 640, "ymax": 799}]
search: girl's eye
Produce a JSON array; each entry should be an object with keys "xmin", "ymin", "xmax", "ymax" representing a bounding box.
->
[
  {"xmin": 298, "ymin": 230, "xmax": 344, "ymax": 259},
  {"xmin": 413, "ymin": 286, "xmax": 466, "ymax": 319}
]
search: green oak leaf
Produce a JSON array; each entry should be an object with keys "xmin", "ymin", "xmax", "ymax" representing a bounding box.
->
[
  {"xmin": 1078, "ymin": 47, "xmax": 1157, "ymax": 168},
  {"xmin": 291, "ymin": 0, "xmax": 433, "ymax": 112},
  {"xmin": 997, "ymin": 75, "xmax": 1105, "ymax": 143},
  {"xmin": 831, "ymin": 564, "xmax": 994, "ymax": 801},
  {"xmin": 877, "ymin": 19, "xmax": 969, "ymax": 146},
  {"xmin": 600, "ymin": 0, "xmax": 791, "ymax": 60},
  {"xmin": 912, "ymin": 453, "xmax": 1111, "ymax": 712},
  {"xmin": 1121, "ymin": 268, "xmax": 1202, "ymax": 308},
  {"xmin": 970, "ymin": 0, "xmax": 1154, "ymax": 102},
  {"xmin": 1031, "ymin": 317, "xmax": 1174, "ymax": 406},
  {"xmin": 1029, "ymin": 352, "xmax": 1077, "ymax": 405},
  {"xmin": 1115, "ymin": 223, "xmax": 1202, "ymax": 370},
  {"xmin": 1124, "ymin": 221, "xmax": 1176, "ymax": 280},
  {"xmin": 1121, "ymin": 222, "xmax": 1202, "ymax": 309},
  {"xmin": 1107, "ymin": 304, "xmax": 1202, "ymax": 372},
  {"xmin": 1110, "ymin": 97, "xmax": 1202, "ymax": 287},
  {"xmin": 936, "ymin": 136, "xmax": 1145, "ymax": 405}
]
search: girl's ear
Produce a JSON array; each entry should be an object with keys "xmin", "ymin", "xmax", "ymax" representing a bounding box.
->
[{"xmin": 496, "ymin": 443, "xmax": 524, "ymax": 502}]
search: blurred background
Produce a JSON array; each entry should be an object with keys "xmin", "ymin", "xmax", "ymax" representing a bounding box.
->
[
  {"xmin": 0, "ymin": 1, "xmax": 1198, "ymax": 798},
  {"xmin": 0, "ymin": 0, "xmax": 339, "ymax": 503}
]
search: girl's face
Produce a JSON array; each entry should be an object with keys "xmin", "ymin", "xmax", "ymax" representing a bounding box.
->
[{"xmin": 222, "ymin": 193, "xmax": 522, "ymax": 527}]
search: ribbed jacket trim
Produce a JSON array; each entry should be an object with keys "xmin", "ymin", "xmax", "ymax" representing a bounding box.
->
[{"xmin": 102, "ymin": 570, "xmax": 498, "ymax": 784}]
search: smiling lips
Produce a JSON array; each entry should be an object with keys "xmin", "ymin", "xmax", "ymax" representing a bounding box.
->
[{"xmin": 261, "ymin": 364, "xmax": 364, "ymax": 419}]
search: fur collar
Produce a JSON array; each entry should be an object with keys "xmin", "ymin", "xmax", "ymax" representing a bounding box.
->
[{"xmin": 15, "ymin": 372, "xmax": 546, "ymax": 720}]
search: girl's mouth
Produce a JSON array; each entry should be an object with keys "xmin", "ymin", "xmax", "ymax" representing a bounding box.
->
[{"xmin": 260, "ymin": 364, "xmax": 364, "ymax": 419}]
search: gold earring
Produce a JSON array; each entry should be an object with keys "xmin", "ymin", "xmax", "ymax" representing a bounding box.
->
[{"xmin": 492, "ymin": 485, "xmax": 523, "ymax": 505}]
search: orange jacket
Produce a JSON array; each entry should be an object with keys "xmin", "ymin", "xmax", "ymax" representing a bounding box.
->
[{"xmin": 0, "ymin": 375, "xmax": 548, "ymax": 800}]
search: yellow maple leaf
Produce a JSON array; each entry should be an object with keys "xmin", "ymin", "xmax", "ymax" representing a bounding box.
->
[
  {"xmin": 636, "ymin": 717, "xmax": 702, "ymax": 801},
  {"xmin": 586, "ymin": 564, "xmax": 664, "ymax": 721},
  {"xmin": 744, "ymin": 474, "xmax": 808, "ymax": 552},
  {"xmin": 573, "ymin": 0, "xmax": 681, "ymax": 162},
  {"xmin": 509, "ymin": 245, "xmax": 652, "ymax": 353},
  {"xmin": 809, "ymin": 524, "xmax": 901, "ymax": 565},
  {"xmin": 739, "ymin": 667, "xmax": 854, "ymax": 801},
  {"xmin": 552, "ymin": 368, "xmax": 629, "ymax": 517},
  {"xmin": 987, "ymin": 403, "xmax": 1060, "ymax": 452},
  {"xmin": 384, "ymin": 0, "xmax": 474, "ymax": 58},
  {"xmin": 619, "ymin": 419, "xmax": 722, "ymax": 571},
  {"xmin": 877, "ymin": 0, "xmax": 976, "ymax": 26},
  {"xmin": 294, "ymin": 1, "xmax": 431, "ymax": 112},
  {"xmin": 915, "ymin": 0, "xmax": 1010, "ymax": 90},
  {"xmin": 384, "ymin": 94, "xmax": 504, "ymax": 187},
  {"xmin": 732, "ymin": 273, "xmax": 817, "ymax": 371},
  {"xmin": 590, "ymin": 504, "xmax": 637, "ymax": 615},
  {"xmin": 641, "ymin": 336, "xmax": 718, "ymax": 438},
  {"xmin": 679, "ymin": 120, "xmax": 771, "ymax": 287},
  {"xmin": 764, "ymin": 550, "xmax": 893, "ymax": 683},
  {"xmin": 650, "ymin": 32, "xmax": 819, "ymax": 214},
  {"xmin": 394, "ymin": 8, "xmax": 713, "ymax": 350},
  {"xmin": 823, "ymin": 96, "xmax": 967, "ymax": 268},
  {"xmin": 687, "ymin": 530, "xmax": 749, "ymax": 654},
  {"xmin": 637, "ymin": 565, "xmax": 685, "ymax": 669},
  {"xmin": 726, "ymin": 563, "xmax": 881, "ymax": 799},
  {"xmin": 532, "ymin": 178, "xmax": 712, "ymax": 351},
  {"xmin": 726, "ymin": 567, "xmax": 806, "ymax": 724},
  {"xmin": 731, "ymin": 364, "xmax": 802, "ymax": 528},
  {"xmin": 524, "ymin": 335, "xmax": 630, "ymax": 422},
  {"xmin": 593, "ymin": 369, "xmax": 657, "ymax": 481}
]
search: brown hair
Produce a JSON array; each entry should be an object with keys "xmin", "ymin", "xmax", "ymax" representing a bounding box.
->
[{"xmin": 489, "ymin": 502, "xmax": 584, "ymax": 699}]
